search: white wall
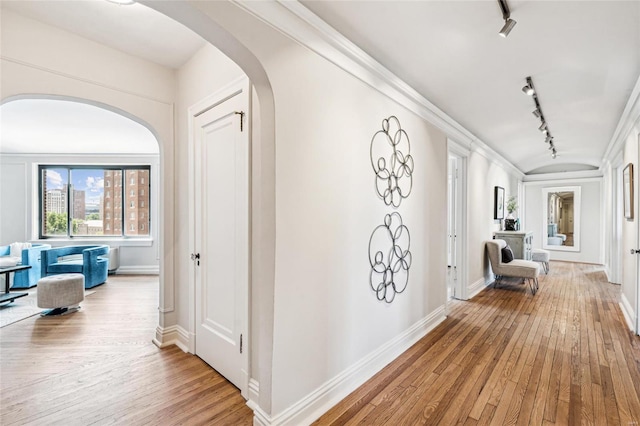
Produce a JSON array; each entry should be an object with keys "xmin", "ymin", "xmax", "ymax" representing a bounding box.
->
[
  {"xmin": 162, "ymin": 1, "xmax": 449, "ymax": 420},
  {"xmin": 524, "ymin": 179, "xmax": 603, "ymax": 264}
]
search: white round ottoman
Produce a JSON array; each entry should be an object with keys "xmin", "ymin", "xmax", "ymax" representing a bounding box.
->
[
  {"xmin": 37, "ymin": 273, "xmax": 85, "ymax": 316},
  {"xmin": 532, "ymin": 249, "xmax": 550, "ymax": 274}
]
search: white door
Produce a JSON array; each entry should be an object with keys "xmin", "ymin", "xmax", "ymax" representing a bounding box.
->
[
  {"xmin": 447, "ymin": 156, "xmax": 457, "ymax": 299},
  {"xmin": 193, "ymin": 86, "xmax": 249, "ymax": 392},
  {"xmin": 447, "ymin": 152, "xmax": 465, "ymax": 300}
]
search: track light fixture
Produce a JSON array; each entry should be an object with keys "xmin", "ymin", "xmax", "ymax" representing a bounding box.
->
[
  {"xmin": 497, "ymin": 0, "xmax": 517, "ymax": 38},
  {"xmin": 522, "ymin": 77, "xmax": 535, "ymax": 96},
  {"xmin": 522, "ymin": 76, "xmax": 558, "ymax": 160}
]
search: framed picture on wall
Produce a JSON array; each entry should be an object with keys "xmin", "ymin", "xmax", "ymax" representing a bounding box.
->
[
  {"xmin": 494, "ymin": 186, "xmax": 505, "ymax": 220},
  {"xmin": 624, "ymin": 163, "xmax": 634, "ymax": 220}
]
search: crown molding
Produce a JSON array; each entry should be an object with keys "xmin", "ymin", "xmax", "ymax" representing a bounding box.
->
[
  {"xmin": 232, "ymin": 0, "xmax": 524, "ymax": 179},
  {"xmin": 522, "ymin": 170, "xmax": 603, "ymax": 184},
  {"xmin": 602, "ymin": 74, "xmax": 640, "ymax": 166}
]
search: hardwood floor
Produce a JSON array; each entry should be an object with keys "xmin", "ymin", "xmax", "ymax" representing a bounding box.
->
[
  {"xmin": 2, "ymin": 263, "xmax": 639, "ymax": 425},
  {"xmin": 0, "ymin": 275, "xmax": 253, "ymax": 426},
  {"xmin": 314, "ymin": 262, "xmax": 640, "ymax": 425}
]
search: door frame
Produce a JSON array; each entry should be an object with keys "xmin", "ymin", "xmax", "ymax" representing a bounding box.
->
[
  {"xmin": 187, "ymin": 76, "xmax": 252, "ymax": 395},
  {"xmin": 447, "ymin": 139, "xmax": 469, "ymax": 302}
]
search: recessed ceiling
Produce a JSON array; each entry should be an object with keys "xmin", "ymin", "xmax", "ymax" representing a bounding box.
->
[
  {"xmin": 301, "ymin": 0, "xmax": 640, "ymax": 174},
  {"xmin": 0, "ymin": 99, "xmax": 159, "ymax": 155},
  {"xmin": 1, "ymin": 0, "xmax": 205, "ymax": 69}
]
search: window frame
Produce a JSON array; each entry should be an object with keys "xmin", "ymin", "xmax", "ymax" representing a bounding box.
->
[{"xmin": 38, "ymin": 165, "xmax": 151, "ymax": 239}]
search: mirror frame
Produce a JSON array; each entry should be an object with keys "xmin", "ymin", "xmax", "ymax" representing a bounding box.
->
[{"xmin": 542, "ymin": 186, "xmax": 581, "ymax": 252}]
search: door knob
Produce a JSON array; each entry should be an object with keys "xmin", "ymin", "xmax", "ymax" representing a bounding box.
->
[{"xmin": 631, "ymin": 249, "xmax": 640, "ymax": 255}]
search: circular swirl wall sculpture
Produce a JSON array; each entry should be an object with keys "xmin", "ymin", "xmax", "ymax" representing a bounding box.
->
[
  {"xmin": 368, "ymin": 212, "xmax": 412, "ymax": 303},
  {"xmin": 370, "ymin": 116, "xmax": 414, "ymax": 208}
]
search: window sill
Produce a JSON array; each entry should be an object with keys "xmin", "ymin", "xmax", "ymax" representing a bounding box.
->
[{"xmin": 33, "ymin": 238, "xmax": 154, "ymax": 248}]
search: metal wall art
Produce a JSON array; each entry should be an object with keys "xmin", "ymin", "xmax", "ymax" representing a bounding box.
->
[
  {"xmin": 368, "ymin": 212, "xmax": 412, "ymax": 303},
  {"xmin": 370, "ymin": 116, "xmax": 414, "ymax": 208}
]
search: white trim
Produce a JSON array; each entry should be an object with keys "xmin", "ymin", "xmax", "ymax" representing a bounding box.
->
[
  {"xmin": 152, "ymin": 324, "xmax": 190, "ymax": 352},
  {"xmin": 523, "ymin": 177, "xmax": 603, "ymax": 186},
  {"xmin": 115, "ymin": 265, "xmax": 159, "ymax": 275},
  {"xmin": 262, "ymin": 307, "xmax": 446, "ymax": 426},
  {"xmin": 232, "ymin": 0, "xmax": 523, "ymax": 180},
  {"xmin": 619, "ymin": 293, "xmax": 636, "ymax": 333},
  {"xmin": 248, "ymin": 379, "xmax": 260, "ymax": 407},
  {"xmin": 468, "ymin": 276, "xmax": 493, "ymax": 300},
  {"xmin": 602, "ymin": 75, "xmax": 640, "ymax": 165},
  {"xmin": 0, "ymin": 153, "xmax": 158, "ymax": 159},
  {"xmin": 523, "ymin": 169, "xmax": 603, "ymax": 182},
  {"xmin": 250, "ymin": 405, "xmax": 272, "ymax": 426}
]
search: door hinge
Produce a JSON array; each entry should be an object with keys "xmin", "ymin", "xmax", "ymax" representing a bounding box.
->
[
  {"xmin": 234, "ymin": 111, "xmax": 245, "ymax": 132},
  {"xmin": 190, "ymin": 253, "xmax": 200, "ymax": 266},
  {"xmin": 240, "ymin": 334, "xmax": 243, "ymax": 354}
]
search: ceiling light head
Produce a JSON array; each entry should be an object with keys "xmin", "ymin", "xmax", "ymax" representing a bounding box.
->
[
  {"xmin": 545, "ymin": 135, "xmax": 553, "ymax": 144},
  {"xmin": 522, "ymin": 76, "xmax": 535, "ymax": 96},
  {"xmin": 499, "ymin": 18, "xmax": 517, "ymax": 38},
  {"xmin": 551, "ymin": 148, "xmax": 557, "ymax": 159},
  {"xmin": 538, "ymin": 122, "xmax": 548, "ymax": 132},
  {"xmin": 532, "ymin": 109, "xmax": 541, "ymax": 118}
]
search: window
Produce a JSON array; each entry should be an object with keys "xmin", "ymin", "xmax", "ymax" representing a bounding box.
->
[
  {"xmin": 39, "ymin": 165, "xmax": 150, "ymax": 238},
  {"xmin": 130, "ymin": 190, "xmax": 135, "ymax": 197}
]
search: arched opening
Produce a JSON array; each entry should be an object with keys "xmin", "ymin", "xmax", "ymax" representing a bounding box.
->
[{"xmin": 0, "ymin": 1, "xmax": 276, "ymax": 420}]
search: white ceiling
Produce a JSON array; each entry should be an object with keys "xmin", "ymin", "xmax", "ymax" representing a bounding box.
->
[
  {"xmin": 0, "ymin": 99, "xmax": 159, "ymax": 155},
  {"xmin": 2, "ymin": 1, "xmax": 639, "ymax": 173},
  {"xmin": 301, "ymin": 0, "xmax": 640, "ymax": 174},
  {"xmin": 1, "ymin": 0, "xmax": 205, "ymax": 69}
]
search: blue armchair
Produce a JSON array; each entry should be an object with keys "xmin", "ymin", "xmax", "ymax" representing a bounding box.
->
[
  {"xmin": 41, "ymin": 245, "xmax": 109, "ymax": 289},
  {"xmin": 0, "ymin": 243, "xmax": 51, "ymax": 288}
]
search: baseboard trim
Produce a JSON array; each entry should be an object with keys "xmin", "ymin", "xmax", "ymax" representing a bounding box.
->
[
  {"xmin": 152, "ymin": 324, "xmax": 190, "ymax": 352},
  {"xmin": 468, "ymin": 275, "xmax": 492, "ymax": 300},
  {"xmin": 248, "ymin": 379, "xmax": 260, "ymax": 405},
  {"xmin": 250, "ymin": 404, "xmax": 272, "ymax": 426},
  {"xmin": 266, "ymin": 306, "xmax": 446, "ymax": 425},
  {"xmin": 619, "ymin": 293, "xmax": 636, "ymax": 333},
  {"xmin": 116, "ymin": 266, "xmax": 159, "ymax": 275}
]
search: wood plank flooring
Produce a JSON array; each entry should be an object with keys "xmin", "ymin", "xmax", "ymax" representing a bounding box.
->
[
  {"xmin": 2, "ymin": 263, "xmax": 639, "ymax": 425},
  {"xmin": 0, "ymin": 275, "xmax": 253, "ymax": 426},
  {"xmin": 314, "ymin": 262, "xmax": 640, "ymax": 425}
]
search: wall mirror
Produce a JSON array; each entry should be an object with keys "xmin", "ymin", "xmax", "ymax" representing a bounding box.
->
[{"xmin": 542, "ymin": 186, "xmax": 581, "ymax": 252}]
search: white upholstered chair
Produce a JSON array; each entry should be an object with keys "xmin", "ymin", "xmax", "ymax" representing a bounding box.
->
[{"xmin": 486, "ymin": 239, "xmax": 540, "ymax": 295}]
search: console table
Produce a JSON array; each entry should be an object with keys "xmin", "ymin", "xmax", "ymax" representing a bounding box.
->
[
  {"xmin": 494, "ymin": 231, "xmax": 533, "ymax": 261},
  {"xmin": 0, "ymin": 265, "xmax": 31, "ymax": 304}
]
